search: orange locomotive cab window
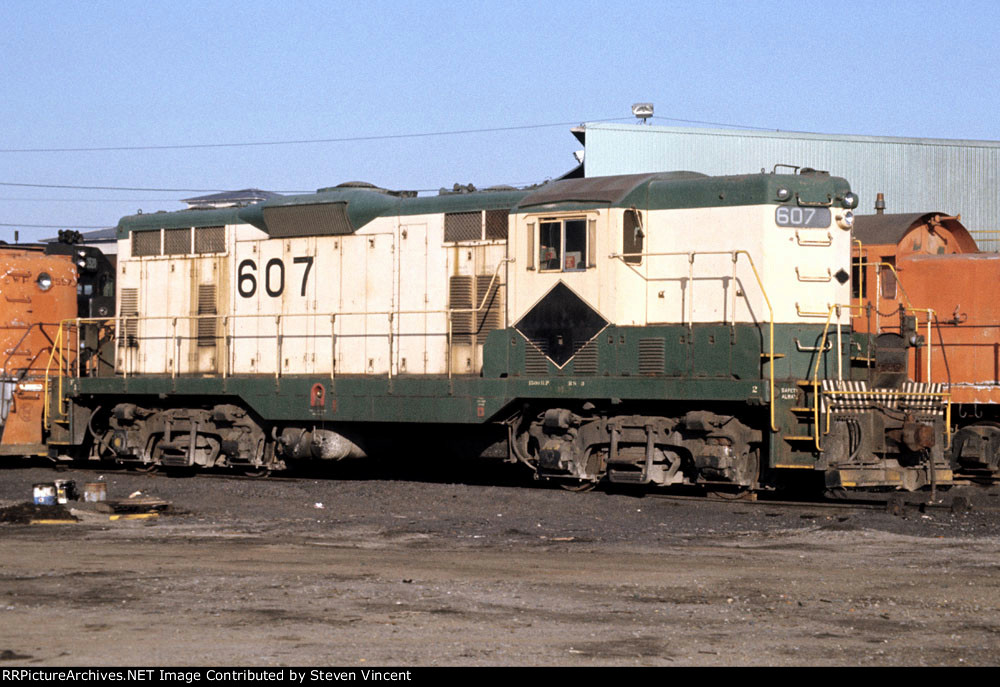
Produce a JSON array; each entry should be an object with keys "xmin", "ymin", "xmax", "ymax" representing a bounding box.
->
[{"xmin": 881, "ymin": 257, "xmax": 897, "ymax": 299}]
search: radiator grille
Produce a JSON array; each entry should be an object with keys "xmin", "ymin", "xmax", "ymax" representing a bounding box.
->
[
  {"xmin": 449, "ymin": 275, "xmax": 474, "ymax": 345},
  {"xmin": 475, "ymin": 274, "xmax": 503, "ymax": 335},
  {"xmin": 262, "ymin": 203, "xmax": 352, "ymax": 237},
  {"xmin": 197, "ymin": 284, "xmax": 217, "ymax": 347},
  {"xmin": 524, "ymin": 341, "xmax": 550, "ymax": 375},
  {"xmin": 638, "ymin": 338, "xmax": 665, "ymax": 375},
  {"xmin": 119, "ymin": 288, "xmax": 139, "ymax": 347},
  {"xmin": 444, "ymin": 212, "xmax": 482, "ymax": 242},
  {"xmin": 572, "ymin": 341, "xmax": 598, "ymax": 374},
  {"xmin": 131, "ymin": 231, "xmax": 160, "ymax": 257},
  {"xmin": 485, "ymin": 210, "xmax": 509, "ymax": 240},
  {"xmin": 163, "ymin": 228, "xmax": 191, "ymax": 255},
  {"xmin": 195, "ymin": 226, "xmax": 225, "ymax": 253}
]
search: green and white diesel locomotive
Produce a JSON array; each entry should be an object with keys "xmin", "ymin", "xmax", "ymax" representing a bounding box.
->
[{"xmin": 46, "ymin": 170, "xmax": 951, "ymax": 491}]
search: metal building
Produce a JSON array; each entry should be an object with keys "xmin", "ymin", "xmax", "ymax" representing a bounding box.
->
[{"xmin": 573, "ymin": 122, "xmax": 1000, "ymax": 248}]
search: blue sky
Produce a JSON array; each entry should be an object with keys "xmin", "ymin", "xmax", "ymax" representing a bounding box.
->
[{"xmin": 1, "ymin": 0, "xmax": 997, "ymax": 241}]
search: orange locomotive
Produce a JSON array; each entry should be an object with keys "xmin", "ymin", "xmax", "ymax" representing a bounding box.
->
[
  {"xmin": 852, "ymin": 212, "xmax": 1000, "ymax": 477},
  {"xmin": 0, "ymin": 239, "xmax": 114, "ymax": 457}
]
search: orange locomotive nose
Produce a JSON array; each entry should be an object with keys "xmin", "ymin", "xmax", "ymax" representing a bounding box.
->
[{"xmin": 0, "ymin": 248, "xmax": 81, "ymax": 456}]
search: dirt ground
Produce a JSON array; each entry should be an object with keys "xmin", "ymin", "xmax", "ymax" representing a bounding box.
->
[{"xmin": 1, "ymin": 460, "xmax": 999, "ymax": 667}]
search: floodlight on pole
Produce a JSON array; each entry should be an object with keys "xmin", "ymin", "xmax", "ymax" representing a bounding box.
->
[{"xmin": 631, "ymin": 103, "xmax": 654, "ymax": 124}]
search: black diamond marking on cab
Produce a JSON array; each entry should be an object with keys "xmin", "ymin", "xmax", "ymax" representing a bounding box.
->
[{"xmin": 514, "ymin": 281, "xmax": 608, "ymax": 368}]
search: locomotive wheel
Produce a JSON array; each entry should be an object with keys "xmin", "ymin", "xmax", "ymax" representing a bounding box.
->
[
  {"xmin": 951, "ymin": 420, "xmax": 1000, "ymax": 473},
  {"xmin": 558, "ymin": 479, "xmax": 597, "ymax": 493},
  {"xmin": 706, "ymin": 448, "xmax": 760, "ymax": 499},
  {"xmin": 242, "ymin": 440, "xmax": 275, "ymax": 478},
  {"xmin": 707, "ymin": 483, "xmax": 755, "ymax": 501}
]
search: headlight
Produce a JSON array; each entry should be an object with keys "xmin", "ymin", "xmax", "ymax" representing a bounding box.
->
[
  {"xmin": 776, "ymin": 188, "xmax": 791, "ymax": 201},
  {"xmin": 36, "ymin": 273, "xmax": 52, "ymax": 291},
  {"xmin": 836, "ymin": 211, "xmax": 855, "ymax": 230},
  {"xmin": 842, "ymin": 192, "xmax": 859, "ymax": 209}
]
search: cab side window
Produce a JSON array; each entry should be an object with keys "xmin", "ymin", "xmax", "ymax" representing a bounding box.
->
[
  {"xmin": 563, "ymin": 219, "xmax": 586, "ymax": 271},
  {"xmin": 539, "ymin": 221, "xmax": 561, "ymax": 271},
  {"xmin": 538, "ymin": 218, "xmax": 588, "ymax": 272},
  {"xmin": 880, "ymin": 256, "xmax": 897, "ymax": 299},
  {"xmin": 623, "ymin": 210, "xmax": 643, "ymax": 264}
]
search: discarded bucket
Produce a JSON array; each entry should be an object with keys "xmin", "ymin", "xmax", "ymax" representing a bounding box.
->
[
  {"xmin": 54, "ymin": 480, "xmax": 77, "ymax": 504},
  {"xmin": 83, "ymin": 482, "xmax": 107, "ymax": 503},
  {"xmin": 33, "ymin": 483, "xmax": 56, "ymax": 506}
]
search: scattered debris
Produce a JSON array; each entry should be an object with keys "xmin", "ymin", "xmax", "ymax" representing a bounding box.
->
[
  {"xmin": 0, "ymin": 649, "xmax": 32, "ymax": 661},
  {"xmin": 0, "ymin": 503, "xmax": 78, "ymax": 524},
  {"xmin": 887, "ymin": 494, "xmax": 906, "ymax": 517},
  {"xmin": 29, "ymin": 519, "xmax": 78, "ymax": 525},
  {"xmin": 95, "ymin": 495, "xmax": 171, "ymax": 515}
]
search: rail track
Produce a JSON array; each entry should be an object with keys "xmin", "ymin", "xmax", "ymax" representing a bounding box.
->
[{"xmin": 24, "ymin": 453, "xmax": 1000, "ymax": 518}]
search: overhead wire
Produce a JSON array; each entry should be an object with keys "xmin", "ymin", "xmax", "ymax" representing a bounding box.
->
[
  {"xmin": 0, "ymin": 113, "xmax": 784, "ymax": 156},
  {"xmin": 0, "ymin": 222, "xmax": 111, "ymax": 229},
  {"xmin": 650, "ymin": 115, "xmax": 781, "ymax": 131},
  {"xmin": 1, "ymin": 112, "xmax": 785, "ymax": 229},
  {"xmin": 0, "ymin": 197, "xmax": 206, "ymax": 202},
  {"xmin": 0, "ymin": 117, "xmax": 633, "ymax": 154},
  {"xmin": 0, "ymin": 181, "xmax": 543, "ymax": 195},
  {"xmin": 0, "ymin": 181, "xmax": 270, "ymax": 193}
]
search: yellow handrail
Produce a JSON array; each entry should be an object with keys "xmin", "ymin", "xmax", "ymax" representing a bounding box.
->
[
  {"xmin": 810, "ymin": 303, "xmax": 949, "ymax": 451},
  {"xmin": 42, "ymin": 321, "xmax": 69, "ymax": 430}
]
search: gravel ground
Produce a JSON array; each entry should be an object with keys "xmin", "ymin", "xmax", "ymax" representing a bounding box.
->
[{"xmin": 1, "ymin": 459, "xmax": 999, "ymax": 666}]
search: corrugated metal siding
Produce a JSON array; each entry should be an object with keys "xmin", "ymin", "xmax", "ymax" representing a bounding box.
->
[{"xmin": 581, "ymin": 123, "xmax": 1000, "ymax": 250}]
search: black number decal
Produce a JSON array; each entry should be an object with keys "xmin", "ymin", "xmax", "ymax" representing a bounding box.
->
[
  {"xmin": 238, "ymin": 259, "xmax": 257, "ymax": 298},
  {"xmin": 293, "ymin": 256, "xmax": 314, "ymax": 297},
  {"xmin": 239, "ymin": 256, "xmax": 313, "ymax": 298},
  {"xmin": 265, "ymin": 258, "xmax": 285, "ymax": 297}
]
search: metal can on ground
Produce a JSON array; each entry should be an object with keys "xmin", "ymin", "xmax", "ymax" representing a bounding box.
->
[
  {"xmin": 83, "ymin": 482, "xmax": 107, "ymax": 503},
  {"xmin": 54, "ymin": 480, "xmax": 77, "ymax": 504},
  {"xmin": 33, "ymin": 483, "xmax": 56, "ymax": 506}
]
